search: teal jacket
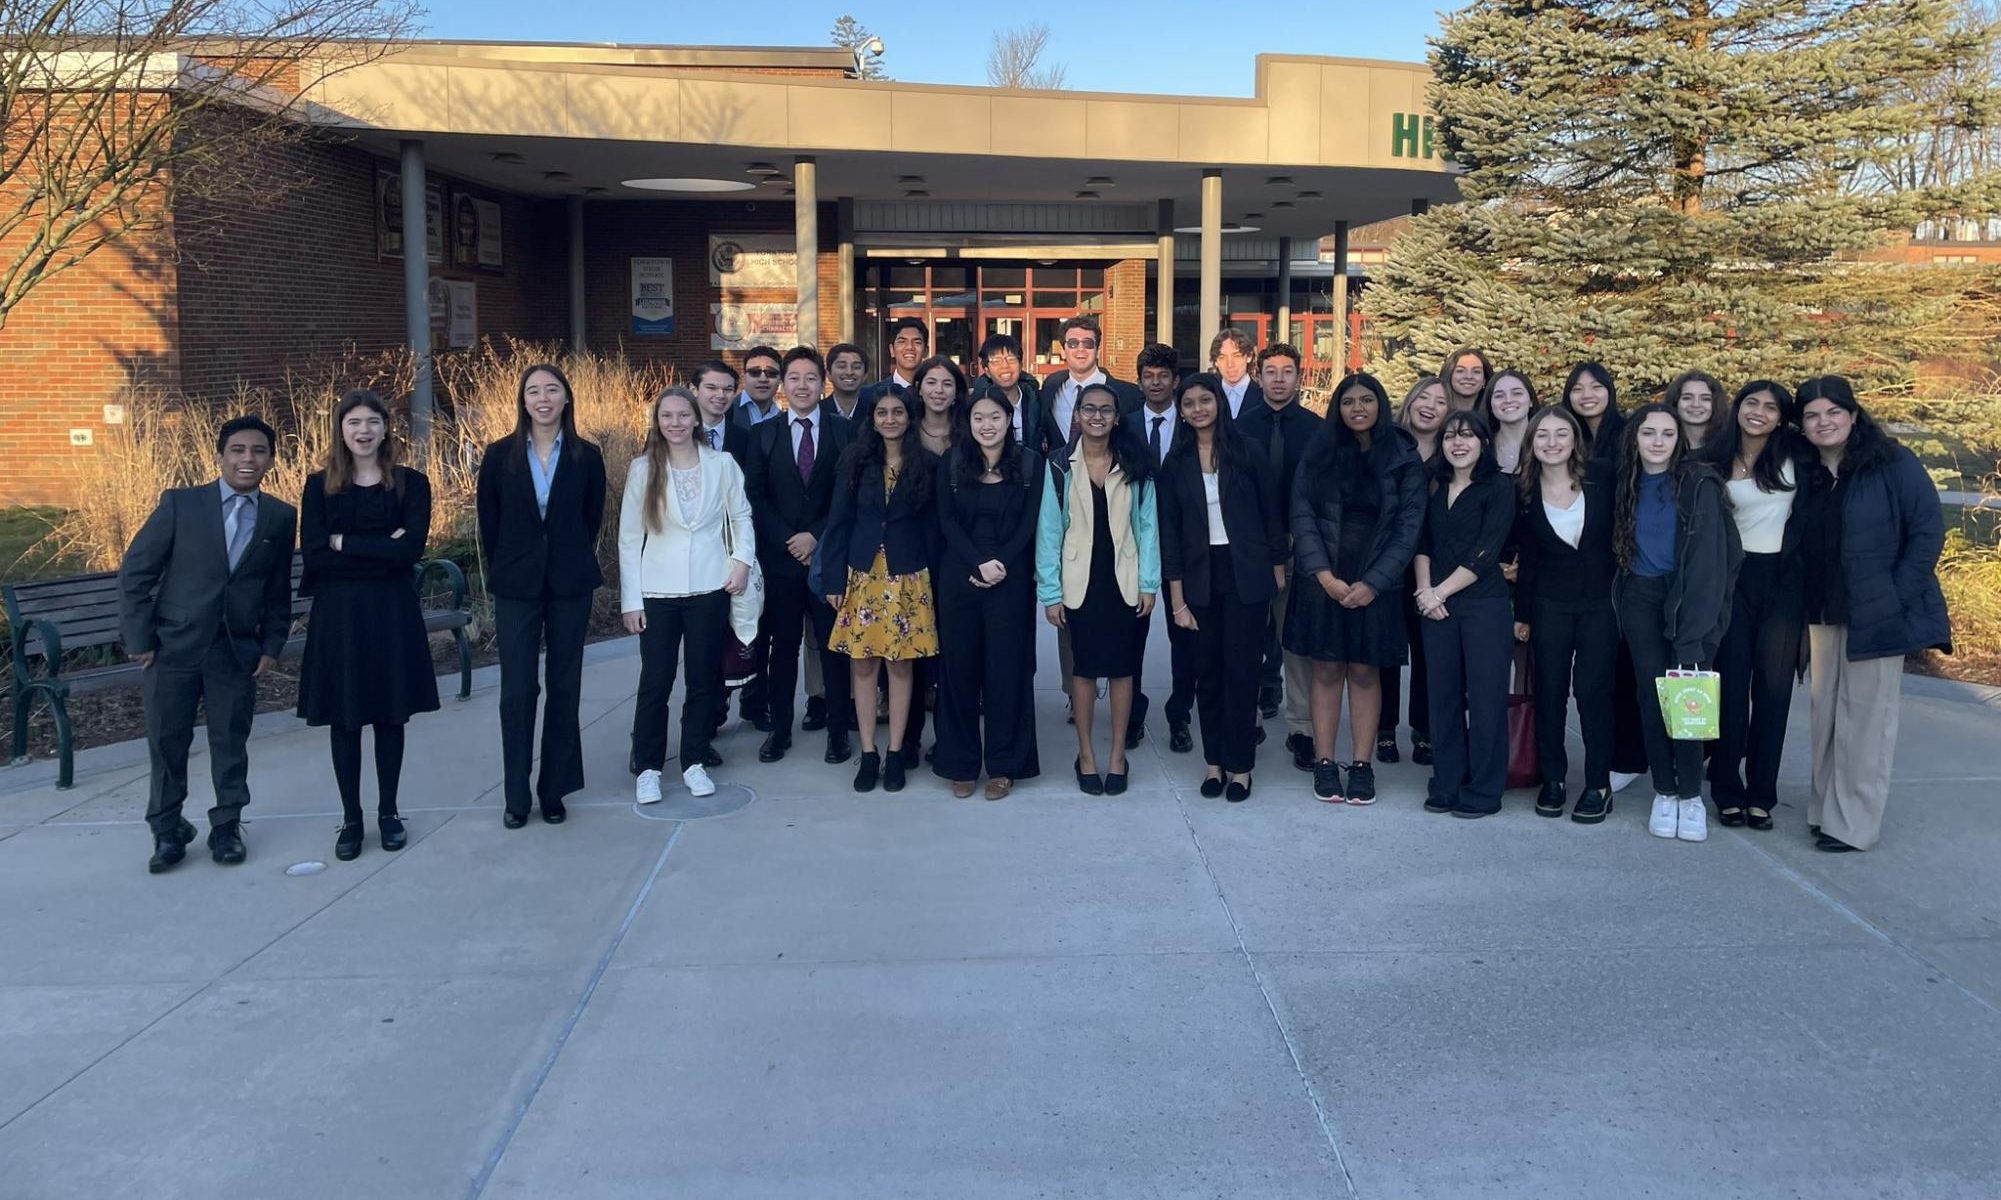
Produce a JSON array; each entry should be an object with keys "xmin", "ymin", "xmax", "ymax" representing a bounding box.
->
[{"xmin": 1035, "ymin": 453, "xmax": 1160, "ymax": 609}]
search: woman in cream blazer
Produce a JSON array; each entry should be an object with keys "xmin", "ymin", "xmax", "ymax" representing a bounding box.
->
[{"xmin": 619, "ymin": 387, "xmax": 756, "ymax": 802}]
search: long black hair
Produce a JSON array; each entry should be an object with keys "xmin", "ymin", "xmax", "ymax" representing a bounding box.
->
[
  {"xmin": 511, "ymin": 362, "xmax": 580, "ymax": 469},
  {"xmin": 950, "ymin": 390, "xmax": 1024, "ymax": 489},
  {"xmin": 1432, "ymin": 409, "xmax": 1499, "ymax": 484},
  {"xmin": 1794, "ymin": 375, "xmax": 1893, "ymax": 473},
  {"xmin": 1704, "ymin": 379, "xmax": 1802, "ymax": 494},
  {"xmin": 1613, "ymin": 401, "xmax": 1704, "ymax": 570},
  {"xmin": 840, "ymin": 385, "xmax": 935, "ymax": 509},
  {"xmin": 1074, "ymin": 382, "xmax": 1152, "ymax": 483},
  {"xmin": 1163, "ymin": 371, "xmax": 1251, "ymax": 475}
]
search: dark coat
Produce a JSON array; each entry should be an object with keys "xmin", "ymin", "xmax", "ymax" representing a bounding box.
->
[
  {"xmin": 698, "ymin": 419, "xmax": 752, "ymax": 464},
  {"xmin": 1291, "ymin": 424, "xmax": 1427, "ymax": 596},
  {"xmin": 1613, "ymin": 465, "xmax": 1740, "ymax": 663},
  {"xmin": 1515, "ymin": 472, "xmax": 1616, "ymax": 620},
  {"xmin": 1584, "ymin": 406, "xmax": 1627, "ymax": 467},
  {"xmin": 743, "ymin": 408, "xmax": 856, "ymax": 582},
  {"xmin": 475, "ymin": 435, "xmax": 607, "ymax": 601},
  {"xmin": 1830, "ymin": 438, "xmax": 1951, "ymax": 659},
  {"xmin": 298, "ymin": 468, "xmax": 431, "ymax": 594},
  {"xmin": 809, "ymin": 453, "xmax": 941, "ymax": 596},
  {"xmin": 1040, "ymin": 373, "xmax": 1145, "ymax": 451},
  {"xmin": 1156, "ymin": 439, "xmax": 1286, "ymax": 607},
  {"xmin": 1234, "ymin": 398, "xmax": 1323, "ymax": 550},
  {"xmin": 118, "ymin": 482, "xmax": 297, "ymax": 670}
]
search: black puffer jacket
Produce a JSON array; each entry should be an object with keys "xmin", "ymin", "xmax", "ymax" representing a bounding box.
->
[
  {"xmin": 1825, "ymin": 437, "xmax": 1950, "ymax": 660},
  {"xmin": 1290, "ymin": 422, "xmax": 1427, "ymax": 595}
]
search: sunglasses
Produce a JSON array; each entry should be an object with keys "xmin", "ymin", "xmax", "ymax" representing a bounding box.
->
[
  {"xmin": 1063, "ymin": 339, "xmax": 1098, "ymax": 349},
  {"xmin": 745, "ymin": 368, "xmax": 779, "ymax": 379}
]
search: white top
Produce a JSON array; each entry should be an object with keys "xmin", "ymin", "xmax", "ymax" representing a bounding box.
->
[
  {"xmin": 1203, "ymin": 471, "xmax": 1228, "ymax": 545},
  {"xmin": 1728, "ymin": 459, "xmax": 1795, "ymax": 554},
  {"xmin": 1049, "ymin": 368, "xmax": 1107, "ymax": 441},
  {"xmin": 1141, "ymin": 407, "xmax": 1178, "ymax": 466},
  {"xmin": 1543, "ymin": 492, "xmax": 1585, "ymax": 549},
  {"xmin": 618, "ymin": 448, "xmax": 756, "ymax": 608},
  {"xmin": 1221, "ymin": 375, "xmax": 1252, "ymax": 418}
]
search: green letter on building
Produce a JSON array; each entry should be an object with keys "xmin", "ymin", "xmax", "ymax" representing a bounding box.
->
[{"xmin": 1392, "ymin": 112, "xmax": 1420, "ymax": 158}]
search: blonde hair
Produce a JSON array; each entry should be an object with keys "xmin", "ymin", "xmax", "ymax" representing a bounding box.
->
[{"xmin": 641, "ymin": 385, "xmax": 702, "ymax": 533}]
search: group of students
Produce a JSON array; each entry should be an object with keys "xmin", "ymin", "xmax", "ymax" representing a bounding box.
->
[{"xmin": 119, "ymin": 316, "xmax": 1950, "ymax": 876}]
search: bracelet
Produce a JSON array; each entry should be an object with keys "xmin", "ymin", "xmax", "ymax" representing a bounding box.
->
[{"xmin": 1174, "ymin": 605, "xmax": 1191, "ymax": 616}]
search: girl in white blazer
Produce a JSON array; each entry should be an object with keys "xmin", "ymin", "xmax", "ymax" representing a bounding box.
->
[{"xmin": 620, "ymin": 387, "xmax": 756, "ymax": 801}]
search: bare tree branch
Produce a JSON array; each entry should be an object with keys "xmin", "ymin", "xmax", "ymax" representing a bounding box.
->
[{"xmin": 986, "ymin": 22, "xmax": 1067, "ymax": 90}]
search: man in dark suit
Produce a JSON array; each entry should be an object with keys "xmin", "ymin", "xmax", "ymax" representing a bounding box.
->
[
  {"xmin": 744, "ymin": 346, "xmax": 856, "ymax": 764},
  {"xmin": 118, "ymin": 416, "xmax": 298, "ymax": 874},
  {"xmin": 1234, "ymin": 342, "xmax": 1324, "ymax": 765},
  {"xmin": 728, "ymin": 345, "xmax": 785, "ymax": 431},
  {"xmin": 969, "ymin": 332, "xmax": 1047, "ymax": 454},
  {"xmin": 860, "ymin": 317, "xmax": 927, "ymax": 407},
  {"xmin": 1125, "ymin": 343, "xmax": 1196, "ymax": 752},
  {"xmin": 1209, "ymin": 327, "xmax": 1265, "ymax": 419},
  {"xmin": 825, "ymin": 342, "xmax": 869, "ymax": 423},
  {"xmin": 1040, "ymin": 313, "xmax": 1144, "ymax": 453}
]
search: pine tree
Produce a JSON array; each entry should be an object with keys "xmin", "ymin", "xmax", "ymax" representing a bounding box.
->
[
  {"xmin": 1367, "ymin": 0, "xmax": 2001, "ymax": 399},
  {"xmin": 830, "ymin": 15, "xmax": 888, "ymax": 80}
]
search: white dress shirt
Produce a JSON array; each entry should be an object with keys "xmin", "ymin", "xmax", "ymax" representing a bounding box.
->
[
  {"xmin": 789, "ymin": 408, "xmax": 821, "ymax": 460},
  {"xmin": 1049, "ymin": 368, "xmax": 1108, "ymax": 441},
  {"xmin": 1139, "ymin": 405, "xmax": 1178, "ymax": 466},
  {"xmin": 1220, "ymin": 374, "xmax": 1252, "ymax": 418}
]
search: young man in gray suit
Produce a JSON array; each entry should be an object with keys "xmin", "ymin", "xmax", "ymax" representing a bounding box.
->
[{"xmin": 119, "ymin": 416, "xmax": 298, "ymax": 874}]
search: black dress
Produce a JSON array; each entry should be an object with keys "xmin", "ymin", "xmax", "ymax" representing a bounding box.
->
[
  {"xmin": 1067, "ymin": 481, "xmax": 1146, "ymax": 679},
  {"xmin": 1285, "ymin": 469, "xmax": 1408, "ymax": 667},
  {"xmin": 296, "ymin": 469, "xmax": 442, "ymax": 728}
]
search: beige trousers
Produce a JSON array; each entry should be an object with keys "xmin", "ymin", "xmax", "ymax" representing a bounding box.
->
[
  {"xmin": 1269, "ymin": 581, "xmax": 1313, "ymax": 737},
  {"xmin": 1807, "ymin": 624, "xmax": 1903, "ymax": 850}
]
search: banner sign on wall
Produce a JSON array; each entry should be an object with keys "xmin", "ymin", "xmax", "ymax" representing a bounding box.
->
[
  {"xmin": 446, "ymin": 280, "xmax": 478, "ymax": 348},
  {"xmin": 631, "ymin": 258, "xmax": 676, "ymax": 335},
  {"xmin": 711, "ymin": 302, "xmax": 797, "ymax": 350},
  {"xmin": 377, "ymin": 168, "xmax": 444, "ymax": 264},
  {"xmin": 452, "ymin": 194, "xmax": 504, "ymax": 269},
  {"xmin": 709, "ymin": 234, "xmax": 796, "ymax": 290}
]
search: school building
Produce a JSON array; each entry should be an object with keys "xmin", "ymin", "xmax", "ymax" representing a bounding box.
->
[{"xmin": 0, "ymin": 39, "xmax": 1461, "ymax": 504}]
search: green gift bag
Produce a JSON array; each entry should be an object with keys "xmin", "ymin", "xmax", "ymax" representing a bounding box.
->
[{"xmin": 1655, "ymin": 670, "xmax": 1721, "ymax": 741}]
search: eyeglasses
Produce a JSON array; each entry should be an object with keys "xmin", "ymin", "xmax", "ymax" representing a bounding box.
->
[
  {"xmin": 1077, "ymin": 404, "xmax": 1117, "ymax": 418},
  {"xmin": 1062, "ymin": 338, "xmax": 1098, "ymax": 349},
  {"xmin": 745, "ymin": 368, "xmax": 779, "ymax": 379}
]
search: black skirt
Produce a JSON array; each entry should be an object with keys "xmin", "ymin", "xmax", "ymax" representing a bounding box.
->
[
  {"xmin": 297, "ymin": 577, "xmax": 442, "ymax": 727},
  {"xmin": 1285, "ymin": 516, "xmax": 1408, "ymax": 668},
  {"xmin": 1066, "ymin": 482, "xmax": 1147, "ymax": 680}
]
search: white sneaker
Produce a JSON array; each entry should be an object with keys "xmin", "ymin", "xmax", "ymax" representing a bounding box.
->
[
  {"xmin": 1649, "ymin": 794, "xmax": 1678, "ymax": 839},
  {"xmin": 1611, "ymin": 772, "xmax": 1641, "ymax": 794},
  {"xmin": 682, "ymin": 764, "xmax": 716, "ymax": 798},
  {"xmin": 635, "ymin": 769, "xmax": 663, "ymax": 805},
  {"xmin": 1677, "ymin": 798, "xmax": 1708, "ymax": 842}
]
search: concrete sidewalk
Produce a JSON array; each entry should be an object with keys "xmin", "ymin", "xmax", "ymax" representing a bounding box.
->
[{"xmin": 3, "ymin": 625, "xmax": 1998, "ymax": 1199}]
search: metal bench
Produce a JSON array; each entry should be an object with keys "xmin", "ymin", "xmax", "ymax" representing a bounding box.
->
[{"xmin": 5, "ymin": 554, "xmax": 472, "ymax": 789}]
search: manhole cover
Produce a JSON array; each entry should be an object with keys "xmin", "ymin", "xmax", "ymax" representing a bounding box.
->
[
  {"xmin": 285, "ymin": 861, "xmax": 328, "ymax": 876},
  {"xmin": 634, "ymin": 782, "xmax": 756, "ymax": 821}
]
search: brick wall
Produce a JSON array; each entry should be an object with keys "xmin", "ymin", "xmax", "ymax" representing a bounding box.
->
[{"xmin": 1102, "ymin": 258, "xmax": 1148, "ymax": 382}]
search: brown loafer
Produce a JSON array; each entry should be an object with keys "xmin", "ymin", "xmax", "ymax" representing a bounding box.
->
[
  {"xmin": 951, "ymin": 780, "xmax": 976, "ymax": 798},
  {"xmin": 983, "ymin": 777, "xmax": 1012, "ymax": 801}
]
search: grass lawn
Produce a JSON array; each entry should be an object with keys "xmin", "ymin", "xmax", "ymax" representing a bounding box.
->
[{"xmin": 0, "ymin": 507, "xmax": 77, "ymax": 585}]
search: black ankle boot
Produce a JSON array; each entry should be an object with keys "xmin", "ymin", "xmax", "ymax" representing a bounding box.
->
[
  {"xmin": 379, "ymin": 814, "xmax": 407, "ymax": 851},
  {"xmin": 334, "ymin": 822, "xmax": 364, "ymax": 861}
]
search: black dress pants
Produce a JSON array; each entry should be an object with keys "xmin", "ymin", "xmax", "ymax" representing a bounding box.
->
[
  {"xmin": 760, "ymin": 572, "xmax": 850, "ymax": 740},
  {"xmin": 1528, "ymin": 600, "xmax": 1618, "ymax": 791},
  {"xmin": 142, "ymin": 629, "xmax": 257, "ymax": 838},
  {"xmin": 1190, "ymin": 548, "xmax": 1266, "ymax": 775},
  {"xmin": 630, "ymin": 590, "xmax": 729, "ymax": 774},
  {"xmin": 1421, "ymin": 594, "xmax": 1512, "ymax": 814},
  {"xmin": 1380, "ymin": 587, "xmax": 1431, "ymax": 743},
  {"xmin": 933, "ymin": 572, "xmax": 1040, "ymax": 780},
  {"xmin": 1616, "ymin": 573, "xmax": 1708, "ymax": 800},
  {"xmin": 1137, "ymin": 602, "xmax": 1197, "ymax": 729},
  {"xmin": 1710, "ymin": 552, "xmax": 1801, "ymax": 809},
  {"xmin": 1611, "ymin": 641, "xmax": 1649, "ymax": 776},
  {"xmin": 496, "ymin": 590, "xmax": 592, "ymax": 817}
]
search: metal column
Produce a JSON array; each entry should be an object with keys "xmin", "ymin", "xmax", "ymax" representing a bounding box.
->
[
  {"xmin": 1199, "ymin": 170, "xmax": 1222, "ymax": 349},
  {"xmin": 1275, "ymin": 236, "xmax": 1293, "ymax": 350},
  {"xmin": 1154, "ymin": 198, "xmax": 1175, "ymax": 347},
  {"xmin": 1330, "ymin": 221, "xmax": 1350, "ymax": 376},
  {"xmin": 836, "ymin": 196, "xmax": 855, "ymax": 345},
  {"xmin": 794, "ymin": 157, "xmax": 819, "ymax": 349},
  {"xmin": 399, "ymin": 140, "xmax": 432, "ymax": 452}
]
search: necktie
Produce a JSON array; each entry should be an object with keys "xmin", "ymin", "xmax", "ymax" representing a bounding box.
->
[
  {"xmin": 708, "ymin": 426, "xmax": 722, "ymax": 451},
  {"xmin": 1149, "ymin": 415, "xmax": 1164, "ymax": 464},
  {"xmin": 1268, "ymin": 411, "xmax": 1286, "ymax": 483},
  {"xmin": 796, "ymin": 416, "xmax": 815, "ymax": 480},
  {"xmin": 226, "ymin": 494, "xmax": 253, "ymax": 571}
]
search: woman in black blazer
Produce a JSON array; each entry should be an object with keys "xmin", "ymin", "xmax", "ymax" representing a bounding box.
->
[
  {"xmin": 475, "ymin": 364, "xmax": 608, "ymax": 830},
  {"xmin": 1513, "ymin": 406, "xmax": 1618, "ymax": 823},
  {"xmin": 811, "ymin": 387, "xmax": 941, "ymax": 793},
  {"xmin": 1159, "ymin": 373, "xmax": 1286, "ymax": 802}
]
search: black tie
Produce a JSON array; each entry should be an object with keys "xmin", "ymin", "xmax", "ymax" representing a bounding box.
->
[
  {"xmin": 1149, "ymin": 415, "xmax": 1164, "ymax": 464},
  {"xmin": 1268, "ymin": 412, "xmax": 1285, "ymax": 482}
]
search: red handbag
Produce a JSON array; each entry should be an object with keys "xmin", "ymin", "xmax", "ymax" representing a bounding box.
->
[
  {"xmin": 721, "ymin": 633, "xmax": 762, "ymax": 688},
  {"xmin": 1506, "ymin": 644, "xmax": 1540, "ymax": 790}
]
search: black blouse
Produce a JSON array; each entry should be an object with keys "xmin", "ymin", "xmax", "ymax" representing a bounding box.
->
[
  {"xmin": 1418, "ymin": 471, "xmax": 1515, "ymax": 602},
  {"xmin": 937, "ymin": 455, "xmax": 1045, "ymax": 579},
  {"xmin": 298, "ymin": 469, "xmax": 431, "ymax": 595}
]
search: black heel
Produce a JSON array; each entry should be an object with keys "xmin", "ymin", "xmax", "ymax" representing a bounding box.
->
[{"xmin": 1075, "ymin": 756, "xmax": 1104, "ymax": 796}]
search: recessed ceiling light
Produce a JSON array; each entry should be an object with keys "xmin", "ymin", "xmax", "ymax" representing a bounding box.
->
[
  {"xmin": 1085, "ymin": 176, "xmax": 1115, "ymax": 186},
  {"xmin": 623, "ymin": 177, "xmax": 758, "ymax": 193},
  {"xmin": 745, "ymin": 162, "xmax": 781, "ymax": 175},
  {"xmin": 542, "ymin": 171, "xmax": 572, "ymax": 182},
  {"xmin": 1173, "ymin": 224, "xmax": 1261, "ymax": 235},
  {"xmin": 1298, "ymin": 190, "xmax": 1323, "ymax": 199},
  {"xmin": 490, "ymin": 152, "xmax": 525, "ymax": 165},
  {"xmin": 1243, "ymin": 211, "xmax": 1264, "ymax": 219},
  {"xmin": 1074, "ymin": 190, "xmax": 1101, "ymax": 199},
  {"xmin": 904, "ymin": 189, "xmax": 929, "ymax": 197},
  {"xmin": 1265, "ymin": 175, "xmax": 1295, "ymax": 186},
  {"xmin": 1272, "ymin": 200, "xmax": 1295, "ymax": 209},
  {"xmin": 897, "ymin": 175, "xmax": 926, "ymax": 184}
]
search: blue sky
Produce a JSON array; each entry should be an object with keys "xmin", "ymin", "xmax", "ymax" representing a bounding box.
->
[{"xmin": 412, "ymin": 1, "xmax": 1447, "ymax": 96}]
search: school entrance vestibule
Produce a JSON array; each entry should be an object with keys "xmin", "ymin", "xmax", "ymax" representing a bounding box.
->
[{"xmin": 860, "ymin": 262, "xmax": 1110, "ymax": 375}]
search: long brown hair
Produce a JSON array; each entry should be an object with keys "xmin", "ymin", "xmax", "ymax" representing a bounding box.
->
[
  {"xmin": 324, "ymin": 389, "xmax": 403, "ymax": 496},
  {"xmin": 1612, "ymin": 402, "xmax": 1685, "ymax": 570},
  {"xmin": 641, "ymin": 385, "xmax": 701, "ymax": 534},
  {"xmin": 1517, "ymin": 405, "xmax": 1587, "ymax": 502}
]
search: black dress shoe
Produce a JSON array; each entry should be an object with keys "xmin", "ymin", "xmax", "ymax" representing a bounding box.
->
[
  {"xmin": 208, "ymin": 823, "xmax": 246, "ymax": 865},
  {"xmin": 825, "ymin": 730, "xmax": 853, "ymax": 764},
  {"xmin": 379, "ymin": 814, "xmax": 407, "ymax": 851},
  {"xmin": 148, "ymin": 835, "xmax": 187, "ymax": 874},
  {"xmin": 1075, "ymin": 756, "xmax": 1104, "ymax": 796},
  {"xmin": 1815, "ymin": 832, "xmax": 1861, "ymax": 853},
  {"xmin": 1745, "ymin": 807, "xmax": 1773, "ymax": 831},
  {"xmin": 1716, "ymin": 807, "xmax": 1746, "ymax": 827},
  {"xmin": 502, "ymin": 811, "xmax": 529, "ymax": 830},
  {"xmin": 853, "ymin": 751, "xmax": 881, "ymax": 793},
  {"xmin": 1375, "ymin": 735, "xmax": 1400, "ymax": 764},
  {"xmin": 541, "ymin": 798, "xmax": 567, "ymax": 825},
  {"xmin": 758, "ymin": 733, "xmax": 790, "ymax": 763},
  {"xmin": 801, "ymin": 696, "xmax": 828, "ymax": 732},
  {"xmin": 1199, "ymin": 773, "xmax": 1226, "ymax": 798},
  {"xmin": 1411, "ymin": 736, "xmax": 1434, "ymax": 767},
  {"xmin": 883, "ymin": 754, "xmax": 907, "ymax": 793},
  {"xmin": 1450, "ymin": 807, "xmax": 1495, "ymax": 820},
  {"xmin": 1423, "ymin": 792, "xmax": 1454, "ymax": 813},
  {"xmin": 176, "ymin": 817, "xmax": 198, "ymax": 845},
  {"xmin": 1168, "ymin": 719, "xmax": 1193, "ymax": 754},
  {"xmin": 1571, "ymin": 788, "xmax": 1612, "ymax": 824},
  {"xmin": 1104, "ymin": 766, "xmax": 1129, "ymax": 795},
  {"xmin": 1535, "ymin": 782, "xmax": 1567, "ymax": 818},
  {"xmin": 1225, "ymin": 777, "xmax": 1252, "ymax": 803},
  {"xmin": 1287, "ymin": 732, "xmax": 1314, "ymax": 772},
  {"xmin": 334, "ymin": 822, "xmax": 364, "ymax": 861}
]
